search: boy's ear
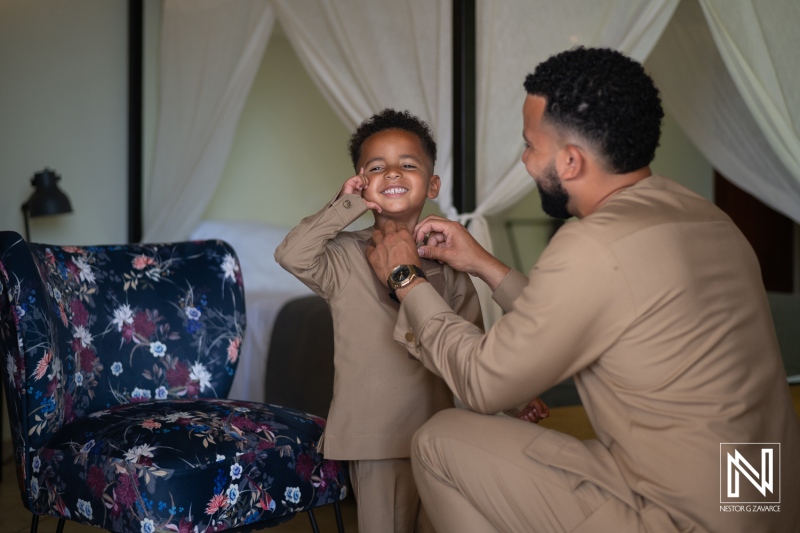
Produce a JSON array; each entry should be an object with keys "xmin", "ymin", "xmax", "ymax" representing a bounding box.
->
[{"xmin": 427, "ymin": 174, "xmax": 441, "ymax": 199}]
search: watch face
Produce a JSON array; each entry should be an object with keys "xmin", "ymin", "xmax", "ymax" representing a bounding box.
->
[{"xmin": 392, "ymin": 265, "xmax": 411, "ymax": 283}]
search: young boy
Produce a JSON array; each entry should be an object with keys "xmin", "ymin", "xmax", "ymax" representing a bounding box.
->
[{"xmin": 276, "ymin": 109, "xmax": 545, "ymax": 532}]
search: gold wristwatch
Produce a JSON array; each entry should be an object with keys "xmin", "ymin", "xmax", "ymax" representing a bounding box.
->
[{"xmin": 387, "ymin": 264, "xmax": 426, "ymax": 298}]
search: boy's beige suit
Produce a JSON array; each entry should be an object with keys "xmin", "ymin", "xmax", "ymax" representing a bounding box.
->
[
  {"xmin": 395, "ymin": 176, "xmax": 800, "ymax": 532},
  {"xmin": 274, "ymin": 193, "xmax": 482, "ymax": 459}
]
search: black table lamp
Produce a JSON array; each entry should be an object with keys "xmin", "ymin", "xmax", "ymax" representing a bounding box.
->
[{"xmin": 21, "ymin": 168, "xmax": 73, "ymax": 241}]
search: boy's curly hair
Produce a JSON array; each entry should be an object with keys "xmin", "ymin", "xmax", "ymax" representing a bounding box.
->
[
  {"xmin": 524, "ymin": 47, "xmax": 663, "ymax": 174},
  {"xmin": 348, "ymin": 109, "xmax": 437, "ymax": 171}
]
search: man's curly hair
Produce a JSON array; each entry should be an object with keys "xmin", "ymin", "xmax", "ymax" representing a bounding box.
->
[
  {"xmin": 524, "ymin": 47, "xmax": 663, "ymax": 174},
  {"xmin": 348, "ymin": 109, "xmax": 437, "ymax": 171}
]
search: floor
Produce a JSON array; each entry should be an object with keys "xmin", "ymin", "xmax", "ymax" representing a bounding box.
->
[{"xmin": 2, "ymin": 386, "xmax": 798, "ymax": 533}]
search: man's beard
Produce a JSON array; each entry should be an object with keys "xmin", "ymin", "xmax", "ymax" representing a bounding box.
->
[{"xmin": 536, "ymin": 163, "xmax": 571, "ymax": 219}]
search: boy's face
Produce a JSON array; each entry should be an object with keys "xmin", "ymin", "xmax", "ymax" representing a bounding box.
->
[{"xmin": 357, "ymin": 129, "xmax": 440, "ymax": 219}]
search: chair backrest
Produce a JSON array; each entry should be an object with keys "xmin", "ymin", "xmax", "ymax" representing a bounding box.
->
[
  {"xmin": 265, "ymin": 294, "xmax": 334, "ymax": 418},
  {"xmin": 0, "ymin": 231, "xmax": 246, "ymax": 460}
]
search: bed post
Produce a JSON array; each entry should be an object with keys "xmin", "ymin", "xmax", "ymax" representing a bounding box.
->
[
  {"xmin": 128, "ymin": 0, "xmax": 143, "ymax": 243},
  {"xmin": 453, "ymin": 0, "xmax": 477, "ymax": 216}
]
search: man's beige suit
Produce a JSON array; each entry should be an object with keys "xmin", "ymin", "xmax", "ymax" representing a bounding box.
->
[{"xmin": 395, "ymin": 176, "xmax": 800, "ymax": 532}]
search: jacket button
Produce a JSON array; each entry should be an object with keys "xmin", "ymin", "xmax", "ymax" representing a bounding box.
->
[
  {"xmin": 343, "ymin": 199, "xmax": 351, "ymax": 208},
  {"xmin": 405, "ymin": 332, "xmax": 415, "ymax": 343}
]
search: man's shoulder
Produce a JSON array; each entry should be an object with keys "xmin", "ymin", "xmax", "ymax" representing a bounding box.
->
[{"xmin": 577, "ymin": 175, "xmax": 731, "ymax": 243}]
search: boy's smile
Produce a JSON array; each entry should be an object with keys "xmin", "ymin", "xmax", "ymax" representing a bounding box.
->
[
  {"xmin": 381, "ymin": 186, "xmax": 409, "ymax": 197},
  {"xmin": 357, "ymin": 129, "xmax": 440, "ymax": 228}
]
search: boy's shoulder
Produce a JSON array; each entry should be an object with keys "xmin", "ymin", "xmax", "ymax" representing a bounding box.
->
[
  {"xmin": 330, "ymin": 227, "xmax": 374, "ymax": 256},
  {"xmin": 334, "ymin": 226, "xmax": 373, "ymax": 244}
]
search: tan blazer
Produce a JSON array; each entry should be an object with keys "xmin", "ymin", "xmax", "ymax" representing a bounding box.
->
[
  {"xmin": 395, "ymin": 176, "xmax": 800, "ymax": 531},
  {"xmin": 275, "ymin": 193, "xmax": 482, "ymax": 460}
]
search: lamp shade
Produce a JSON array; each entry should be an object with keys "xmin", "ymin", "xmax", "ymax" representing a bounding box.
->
[{"xmin": 26, "ymin": 168, "xmax": 73, "ymax": 217}]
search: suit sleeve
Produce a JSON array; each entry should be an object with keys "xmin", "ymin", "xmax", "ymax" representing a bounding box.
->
[
  {"xmin": 274, "ymin": 193, "xmax": 367, "ymax": 299},
  {"xmin": 448, "ymin": 270, "xmax": 484, "ymax": 332},
  {"xmin": 492, "ymin": 269, "xmax": 529, "ymax": 312},
  {"xmin": 392, "ymin": 224, "xmax": 636, "ymax": 414}
]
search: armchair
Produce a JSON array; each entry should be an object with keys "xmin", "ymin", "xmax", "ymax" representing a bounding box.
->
[{"xmin": 0, "ymin": 231, "xmax": 348, "ymax": 533}]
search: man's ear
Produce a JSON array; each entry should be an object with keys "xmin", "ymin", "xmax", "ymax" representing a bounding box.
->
[
  {"xmin": 427, "ymin": 174, "xmax": 441, "ymax": 199},
  {"xmin": 558, "ymin": 144, "xmax": 584, "ymax": 182}
]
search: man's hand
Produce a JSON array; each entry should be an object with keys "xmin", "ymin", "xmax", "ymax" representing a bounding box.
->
[
  {"xmin": 414, "ymin": 215, "xmax": 511, "ymax": 291},
  {"xmin": 367, "ymin": 221, "xmax": 423, "ymax": 297},
  {"xmin": 516, "ymin": 396, "xmax": 550, "ymax": 424},
  {"xmin": 339, "ymin": 168, "xmax": 382, "ymax": 213}
]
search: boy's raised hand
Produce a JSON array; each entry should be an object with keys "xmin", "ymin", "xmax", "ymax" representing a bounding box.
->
[{"xmin": 339, "ymin": 168, "xmax": 382, "ymax": 213}]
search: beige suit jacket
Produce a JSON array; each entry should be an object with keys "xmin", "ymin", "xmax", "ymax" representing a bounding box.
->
[
  {"xmin": 395, "ymin": 176, "xmax": 800, "ymax": 531},
  {"xmin": 275, "ymin": 193, "xmax": 482, "ymax": 460}
]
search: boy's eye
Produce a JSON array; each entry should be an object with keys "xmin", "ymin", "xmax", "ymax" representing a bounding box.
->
[
  {"xmin": 369, "ymin": 166, "xmax": 383, "ymax": 172},
  {"xmin": 403, "ymin": 164, "xmax": 417, "ymax": 169}
]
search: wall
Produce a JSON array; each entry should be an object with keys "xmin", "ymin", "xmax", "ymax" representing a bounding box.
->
[
  {"xmin": 202, "ymin": 23, "xmax": 355, "ymax": 229},
  {"xmin": 0, "ymin": 0, "xmax": 128, "ymax": 246}
]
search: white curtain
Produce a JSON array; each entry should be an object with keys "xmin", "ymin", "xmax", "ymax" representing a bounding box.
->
[
  {"xmin": 701, "ymin": 0, "xmax": 800, "ymax": 203},
  {"xmin": 647, "ymin": 0, "xmax": 800, "ymax": 225},
  {"xmin": 143, "ymin": 0, "xmax": 275, "ymax": 242},
  {"xmin": 270, "ymin": 0, "xmax": 455, "ymax": 215},
  {"xmin": 469, "ymin": 0, "xmax": 680, "ymax": 326}
]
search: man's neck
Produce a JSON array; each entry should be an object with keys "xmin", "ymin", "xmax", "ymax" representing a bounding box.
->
[{"xmin": 577, "ymin": 167, "xmax": 652, "ymax": 218}]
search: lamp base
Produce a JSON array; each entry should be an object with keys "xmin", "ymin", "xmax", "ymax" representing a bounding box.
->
[{"xmin": 21, "ymin": 203, "xmax": 31, "ymax": 242}]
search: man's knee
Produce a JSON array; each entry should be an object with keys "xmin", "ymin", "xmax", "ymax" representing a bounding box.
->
[
  {"xmin": 412, "ymin": 408, "xmax": 481, "ymax": 470},
  {"xmin": 411, "ymin": 408, "xmax": 458, "ymax": 490}
]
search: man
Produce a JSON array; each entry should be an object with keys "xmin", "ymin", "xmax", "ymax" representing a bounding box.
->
[{"xmin": 366, "ymin": 47, "xmax": 800, "ymax": 532}]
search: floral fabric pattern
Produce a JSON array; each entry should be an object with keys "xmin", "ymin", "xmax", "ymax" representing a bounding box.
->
[{"xmin": 0, "ymin": 232, "xmax": 347, "ymax": 533}]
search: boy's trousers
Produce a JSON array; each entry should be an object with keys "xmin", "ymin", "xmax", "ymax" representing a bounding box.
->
[{"xmin": 349, "ymin": 458, "xmax": 435, "ymax": 533}]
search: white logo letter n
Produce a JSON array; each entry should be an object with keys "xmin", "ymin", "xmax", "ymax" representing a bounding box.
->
[{"xmin": 727, "ymin": 448, "xmax": 773, "ymax": 498}]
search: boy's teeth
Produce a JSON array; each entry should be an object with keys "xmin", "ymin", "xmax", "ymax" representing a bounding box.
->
[{"xmin": 383, "ymin": 187, "xmax": 408, "ymax": 195}]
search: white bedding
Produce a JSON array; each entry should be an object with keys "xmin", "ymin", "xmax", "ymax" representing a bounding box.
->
[{"xmin": 190, "ymin": 220, "xmax": 312, "ymax": 402}]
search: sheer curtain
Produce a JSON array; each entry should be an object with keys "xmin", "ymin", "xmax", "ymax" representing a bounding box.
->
[
  {"xmin": 647, "ymin": 0, "xmax": 800, "ymax": 225},
  {"xmin": 143, "ymin": 0, "xmax": 275, "ymax": 242},
  {"xmin": 271, "ymin": 0, "xmax": 455, "ymax": 215},
  {"xmin": 470, "ymin": 0, "xmax": 680, "ymax": 325},
  {"xmin": 698, "ymin": 0, "xmax": 800, "ymax": 221}
]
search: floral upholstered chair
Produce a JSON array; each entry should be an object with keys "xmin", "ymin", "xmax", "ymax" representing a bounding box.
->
[{"xmin": 0, "ymin": 231, "xmax": 348, "ymax": 533}]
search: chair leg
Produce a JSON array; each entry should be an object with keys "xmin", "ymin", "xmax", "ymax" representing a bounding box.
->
[
  {"xmin": 334, "ymin": 501, "xmax": 345, "ymax": 533},
  {"xmin": 306, "ymin": 508, "xmax": 320, "ymax": 533},
  {"xmin": 29, "ymin": 515, "xmax": 65, "ymax": 533}
]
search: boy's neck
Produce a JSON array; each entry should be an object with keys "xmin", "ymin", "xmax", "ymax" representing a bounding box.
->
[{"xmin": 372, "ymin": 211, "xmax": 422, "ymax": 233}]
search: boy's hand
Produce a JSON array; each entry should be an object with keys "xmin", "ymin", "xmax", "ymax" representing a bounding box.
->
[
  {"xmin": 339, "ymin": 168, "xmax": 382, "ymax": 213},
  {"xmin": 516, "ymin": 396, "xmax": 549, "ymax": 424}
]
